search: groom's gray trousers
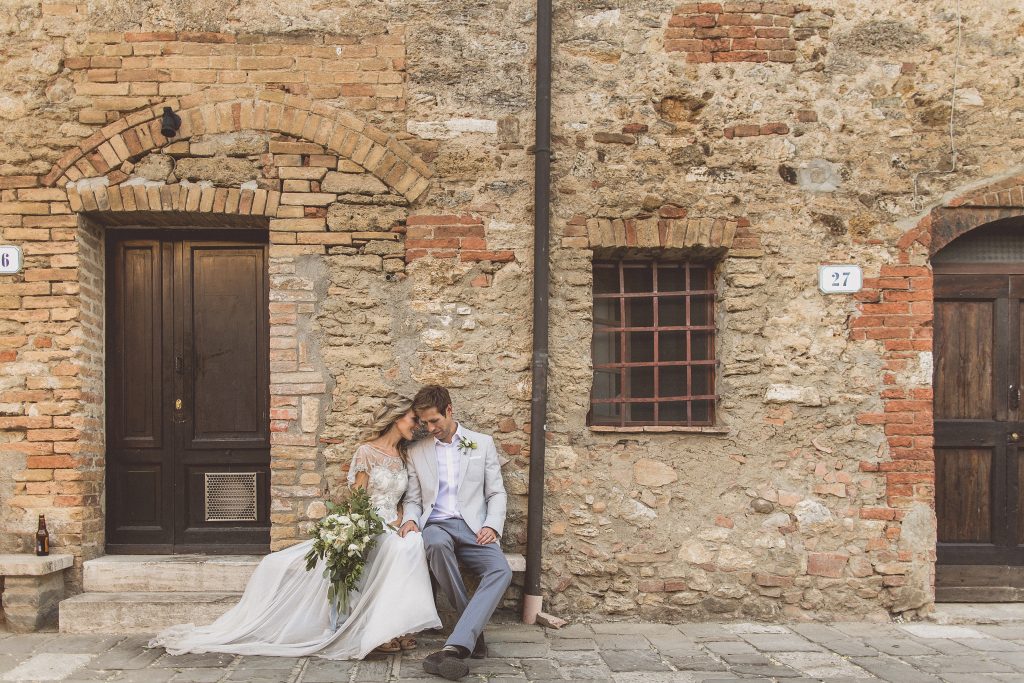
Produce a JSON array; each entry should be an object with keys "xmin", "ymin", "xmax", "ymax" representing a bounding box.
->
[{"xmin": 422, "ymin": 517, "xmax": 512, "ymax": 652}]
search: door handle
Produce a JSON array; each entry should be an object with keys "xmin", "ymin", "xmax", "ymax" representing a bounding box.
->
[
  {"xmin": 1010, "ymin": 432, "xmax": 1020, "ymax": 443},
  {"xmin": 175, "ymin": 399, "xmax": 182, "ymax": 410},
  {"xmin": 1011, "ymin": 384, "xmax": 1021, "ymax": 410}
]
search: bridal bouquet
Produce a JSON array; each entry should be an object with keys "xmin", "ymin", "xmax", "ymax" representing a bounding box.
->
[{"xmin": 304, "ymin": 489, "xmax": 387, "ymax": 613}]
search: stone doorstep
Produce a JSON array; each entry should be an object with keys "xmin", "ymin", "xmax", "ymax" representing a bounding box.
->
[
  {"xmin": 83, "ymin": 555, "xmax": 262, "ymax": 593},
  {"xmin": 930, "ymin": 603, "xmax": 1024, "ymax": 625}
]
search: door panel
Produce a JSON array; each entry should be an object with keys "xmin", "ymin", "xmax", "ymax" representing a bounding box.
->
[
  {"xmin": 106, "ymin": 231, "xmax": 270, "ymax": 554},
  {"xmin": 934, "ymin": 301, "xmax": 995, "ymax": 420},
  {"xmin": 187, "ymin": 246, "xmax": 267, "ymax": 446},
  {"xmin": 936, "ymin": 448, "xmax": 993, "ymax": 543},
  {"xmin": 110, "ymin": 242, "xmax": 164, "ymax": 449},
  {"xmin": 118, "ymin": 466, "xmax": 163, "ymax": 525}
]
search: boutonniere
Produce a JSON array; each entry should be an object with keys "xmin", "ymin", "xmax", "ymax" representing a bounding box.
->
[{"xmin": 457, "ymin": 435, "xmax": 478, "ymax": 455}]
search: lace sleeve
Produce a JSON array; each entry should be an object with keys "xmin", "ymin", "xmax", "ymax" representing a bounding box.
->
[{"xmin": 347, "ymin": 445, "xmax": 374, "ymax": 488}]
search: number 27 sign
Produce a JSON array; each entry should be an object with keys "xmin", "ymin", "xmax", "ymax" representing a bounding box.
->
[
  {"xmin": 0, "ymin": 245, "xmax": 23, "ymax": 275},
  {"xmin": 818, "ymin": 265, "xmax": 862, "ymax": 294}
]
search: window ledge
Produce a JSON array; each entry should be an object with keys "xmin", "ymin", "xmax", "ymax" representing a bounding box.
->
[{"xmin": 589, "ymin": 425, "xmax": 730, "ymax": 435}]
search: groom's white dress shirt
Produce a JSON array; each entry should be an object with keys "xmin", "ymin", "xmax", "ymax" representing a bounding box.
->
[{"xmin": 428, "ymin": 423, "xmax": 465, "ymax": 522}]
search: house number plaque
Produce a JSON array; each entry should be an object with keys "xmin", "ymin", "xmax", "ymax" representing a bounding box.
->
[
  {"xmin": 818, "ymin": 265, "xmax": 862, "ymax": 294},
  {"xmin": 0, "ymin": 246, "xmax": 22, "ymax": 275}
]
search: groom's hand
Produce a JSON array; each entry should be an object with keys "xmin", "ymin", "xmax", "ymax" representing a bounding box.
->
[
  {"xmin": 476, "ymin": 526, "xmax": 498, "ymax": 545},
  {"xmin": 398, "ymin": 520, "xmax": 419, "ymax": 537}
]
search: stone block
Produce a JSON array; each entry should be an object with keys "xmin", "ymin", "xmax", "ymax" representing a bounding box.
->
[
  {"xmin": 321, "ymin": 172, "xmax": 388, "ymax": 195},
  {"xmin": 2, "ymin": 573, "xmax": 64, "ymax": 632},
  {"xmin": 362, "ymin": 240, "xmax": 404, "ymax": 257},
  {"xmin": 175, "ymin": 157, "xmax": 260, "ymax": 186},
  {"xmin": 633, "ymin": 459, "xmax": 677, "ymax": 487},
  {"xmin": 807, "ymin": 552, "xmax": 848, "ymax": 578}
]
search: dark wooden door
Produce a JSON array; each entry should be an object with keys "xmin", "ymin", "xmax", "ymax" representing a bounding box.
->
[
  {"xmin": 934, "ymin": 271, "xmax": 1024, "ymax": 566},
  {"xmin": 106, "ymin": 230, "xmax": 270, "ymax": 553}
]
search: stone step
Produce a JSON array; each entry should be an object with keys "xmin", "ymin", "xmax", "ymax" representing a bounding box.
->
[
  {"xmin": 83, "ymin": 552, "xmax": 524, "ymax": 593},
  {"xmin": 63, "ymin": 552, "xmax": 528, "ymax": 634},
  {"xmin": 930, "ymin": 602, "xmax": 1024, "ymax": 625},
  {"xmin": 83, "ymin": 555, "xmax": 261, "ymax": 593},
  {"xmin": 59, "ymin": 591, "xmax": 241, "ymax": 634}
]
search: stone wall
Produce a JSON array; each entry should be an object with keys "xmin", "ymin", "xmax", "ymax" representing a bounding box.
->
[{"xmin": 1, "ymin": 0, "xmax": 1023, "ymax": 621}]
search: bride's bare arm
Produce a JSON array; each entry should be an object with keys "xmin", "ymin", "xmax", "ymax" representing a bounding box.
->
[{"xmin": 352, "ymin": 471, "xmax": 369, "ymax": 491}]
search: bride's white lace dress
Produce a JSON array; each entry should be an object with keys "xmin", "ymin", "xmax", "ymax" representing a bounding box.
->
[{"xmin": 150, "ymin": 445, "xmax": 441, "ymax": 659}]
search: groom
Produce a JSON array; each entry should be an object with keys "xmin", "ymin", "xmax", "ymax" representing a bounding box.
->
[{"xmin": 399, "ymin": 385, "xmax": 512, "ymax": 681}]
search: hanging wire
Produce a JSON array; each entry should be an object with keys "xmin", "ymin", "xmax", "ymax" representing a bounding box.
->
[{"xmin": 912, "ymin": 0, "xmax": 962, "ymax": 209}]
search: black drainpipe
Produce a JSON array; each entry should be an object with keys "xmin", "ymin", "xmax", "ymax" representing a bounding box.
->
[{"xmin": 523, "ymin": 0, "xmax": 552, "ymax": 625}]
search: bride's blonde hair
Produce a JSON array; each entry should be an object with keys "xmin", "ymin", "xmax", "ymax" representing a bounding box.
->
[{"xmin": 362, "ymin": 395, "xmax": 414, "ymax": 462}]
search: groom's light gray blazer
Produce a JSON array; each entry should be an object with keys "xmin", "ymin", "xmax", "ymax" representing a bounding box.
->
[{"xmin": 403, "ymin": 426, "xmax": 507, "ymax": 537}]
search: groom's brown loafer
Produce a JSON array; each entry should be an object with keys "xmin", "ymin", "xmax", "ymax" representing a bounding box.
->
[
  {"xmin": 423, "ymin": 647, "xmax": 469, "ymax": 681},
  {"xmin": 471, "ymin": 634, "xmax": 486, "ymax": 659}
]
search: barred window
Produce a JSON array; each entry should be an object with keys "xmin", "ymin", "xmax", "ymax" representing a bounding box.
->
[{"xmin": 590, "ymin": 260, "xmax": 717, "ymax": 427}]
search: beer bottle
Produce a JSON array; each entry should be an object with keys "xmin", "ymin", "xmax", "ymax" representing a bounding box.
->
[{"xmin": 35, "ymin": 515, "xmax": 49, "ymax": 556}]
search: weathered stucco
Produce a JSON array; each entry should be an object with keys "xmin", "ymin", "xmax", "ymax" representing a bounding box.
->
[{"xmin": 1, "ymin": 0, "xmax": 1023, "ymax": 620}]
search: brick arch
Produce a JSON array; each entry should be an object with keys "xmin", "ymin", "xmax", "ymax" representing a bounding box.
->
[
  {"xmin": 42, "ymin": 94, "xmax": 432, "ymax": 202},
  {"xmin": 67, "ymin": 181, "xmax": 281, "ymax": 219},
  {"xmin": 897, "ymin": 172, "xmax": 1024, "ymax": 258}
]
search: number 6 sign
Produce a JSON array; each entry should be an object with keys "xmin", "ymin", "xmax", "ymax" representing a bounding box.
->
[
  {"xmin": 0, "ymin": 245, "xmax": 22, "ymax": 275},
  {"xmin": 818, "ymin": 265, "xmax": 862, "ymax": 294}
]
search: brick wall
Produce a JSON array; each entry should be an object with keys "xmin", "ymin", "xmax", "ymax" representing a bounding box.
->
[
  {"xmin": 852, "ymin": 262, "xmax": 935, "ymax": 600},
  {"xmin": 68, "ymin": 29, "xmax": 406, "ymax": 123},
  {"xmin": 665, "ymin": 2, "xmax": 831, "ymax": 63},
  {"xmin": 405, "ymin": 215, "xmax": 515, "ymax": 264}
]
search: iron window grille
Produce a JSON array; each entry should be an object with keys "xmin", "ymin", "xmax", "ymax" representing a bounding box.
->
[{"xmin": 589, "ymin": 259, "xmax": 717, "ymax": 427}]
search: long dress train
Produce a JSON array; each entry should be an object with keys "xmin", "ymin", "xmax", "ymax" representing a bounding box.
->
[{"xmin": 149, "ymin": 445, "xmax": 441, "ymax": 659}]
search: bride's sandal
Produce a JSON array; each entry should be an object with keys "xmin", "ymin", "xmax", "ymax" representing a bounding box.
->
[
  {"xmin": 398, "ymin": 636, "xmax": 417, "ymax": 651},
  {"xmin": 373, "ymin": 638, "xmax": 402, "ymax": 654}
]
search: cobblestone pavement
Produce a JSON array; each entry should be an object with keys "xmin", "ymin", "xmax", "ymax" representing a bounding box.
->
[{"xmin": 1, "ymin": 620, "xmax": 1023, "ymax": 683}]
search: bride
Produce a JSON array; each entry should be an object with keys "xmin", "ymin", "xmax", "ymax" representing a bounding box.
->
[{"xmin": 150, "ymin": 397, "xmax": 441, "ymax": 659}]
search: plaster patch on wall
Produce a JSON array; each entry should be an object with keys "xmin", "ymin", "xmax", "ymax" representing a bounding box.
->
[
  {"xmin": 407, "ymin": 118, "xmax": 498, "ymax": 140},
  {"xmin": 909, "ymin": 351, "xmax": 933, "ymax": 386}
]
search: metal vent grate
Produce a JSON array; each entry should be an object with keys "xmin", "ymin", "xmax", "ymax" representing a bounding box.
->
[{"xmin": 205, "ymin": 472, "xmax": 258, "ymax": 522}]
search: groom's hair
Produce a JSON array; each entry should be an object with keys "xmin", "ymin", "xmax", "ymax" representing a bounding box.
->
[{"xmin": 413, "ymin": 385, "xmax": 451, "ymax": 415}]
